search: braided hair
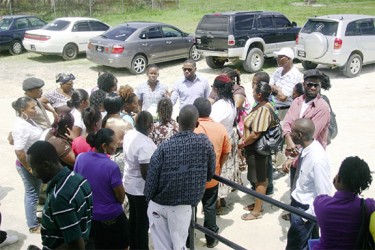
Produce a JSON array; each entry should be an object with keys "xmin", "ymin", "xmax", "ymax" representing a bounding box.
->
[
  {"xmin": 213, "ymin": 75, "xmax": 235, "ymax": 106},
  {"xmin": 157, "ymin": 98, "xmax": 173, "ymax": 124}
]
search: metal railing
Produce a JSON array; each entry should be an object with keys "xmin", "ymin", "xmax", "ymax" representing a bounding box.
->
[{"xmin": 188, "ymin": 174, "xmax": 317, "ymax": 250}]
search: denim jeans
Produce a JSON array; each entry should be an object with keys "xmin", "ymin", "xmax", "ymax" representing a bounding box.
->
[{"xmin": 16, "ymin": 165, "xmax": 41, "ymax": 229}]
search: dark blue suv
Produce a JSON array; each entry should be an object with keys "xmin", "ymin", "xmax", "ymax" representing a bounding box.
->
[{"xmin": 0, "ymin": 15, "xmax": 47, "ymax": 55}]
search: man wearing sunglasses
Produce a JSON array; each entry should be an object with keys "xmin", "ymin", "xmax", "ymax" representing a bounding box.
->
[{"xmin": 170, "ymin": 59, "xmax": 210, "ymax": 109}]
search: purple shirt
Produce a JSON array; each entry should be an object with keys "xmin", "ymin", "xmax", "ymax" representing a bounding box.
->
[
  {"xmin": 74, "ymin": 151, "xmax": 123, "ymax": 221},
  {"xmin": 314, "ymin": 191, "xmax": 375, "ymax": 249}
]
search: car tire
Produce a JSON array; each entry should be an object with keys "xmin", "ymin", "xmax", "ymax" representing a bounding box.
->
[
  {"xmin": 301, "ymin": 60, "xmax": 318, "ymax": 70},
  {"xmin": 62, "ymin": 43, "xmax": 78, "ymax": 60},
  {"xmin": 189, "ymin": 45, "xmax": 201, "ymax": 61},
  {"xmin": 206, "ymin": 56, "xmax": 225, "ymax": 69},
  {"xmin": 343, "ymin": 53, "xmax": 362, "ymax": 78},
  {"xmin": 9, "ymin": 40, "xmax": 23, "ymax": 55},
  {"xmin": 243, "ymin": 47, "xmax": 264, "ymax": 73},
  {"xmin": 130, "ymin": 55, "xmax": 147, "ymax": 74}
]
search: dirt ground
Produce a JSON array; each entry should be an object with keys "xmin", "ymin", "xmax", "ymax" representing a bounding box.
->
[{"xmin": 1, "ymin": 51, "xmax": 375, "ymax": 249}]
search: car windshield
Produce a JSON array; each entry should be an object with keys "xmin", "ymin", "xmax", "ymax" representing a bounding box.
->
[
  {"xmin": 197, "ymin": 16, "xmax": 229, "ymax": 32},
  {"xmin": 102, "ymin": 26, "xmax": 137, "ymax": 41},
  {"xmin": 43, "ymin": 20, "xmax": 70, "ymax": 31},
  {"xmin": 0, "ymin": 18, "xmax": 12, "ymax": 31},
  {"xmin": 301, "ymin": 19, "xmax": 339, "ymax": 36}
]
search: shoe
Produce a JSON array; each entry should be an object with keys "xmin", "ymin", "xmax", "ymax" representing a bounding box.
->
[
  {"xmin": 206, "ymin": 240, "xmax": 219, "ymax": 248},
  {"xmin": 29, "ymin": 225, "xmax": 41, "ymax": 234},
  {"xmin": 0, "ymin": 234, "xmax": 18, "ymax": 248}
]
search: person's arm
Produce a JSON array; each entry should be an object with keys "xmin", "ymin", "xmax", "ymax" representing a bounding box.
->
[
  {"xmin": 70, "ymin": 126, "xmax": 82, "ymax": 139},
  {"xmin": 219, "ymin": 153, "xmax": 229, "ymax": 169},
  {"xmin": 140, "ymin": 163, "xmax": 149, "ymax": 180},
  {"xmin": 15, "ymin": 150, "xmax": 32, "ymax": 172},
  {"xmin": 271, "ymin": 85, "xmax": 288, "ymax": 102},
  {"xmin": 238, "ymin": 131, "xmax": 262, "ymax": 149},
  {"xmin": 39, "ymin": 96, "xmax": 58, "ymax": 119},
  {"xmin": 113, "ymin": 184, "xmax": 125, "ymax": 204},
  {"xmin": 206, "ymin": 140, "xmax": 216, "ymax": 181},
  {"xmin": 282, "ymin": 100, "xmax": 300, "ymax": 156},
  {"xmin": 234, "ymin": 94, "xmax": 246, "ymax": 110},
  {"xmin": 170, "ymin": 83, "xmax": 179, "ymax": 105},
  {"xmin": 60, "ymin": 150, "xmax": 76, "ymax": 168},
  {"xmin": 144, "ymin": 147, "xmax": 163, "ymax": 201},
  {"xmin": 310, "ymin": 101, "xmax": 330, "ymax": 141}
]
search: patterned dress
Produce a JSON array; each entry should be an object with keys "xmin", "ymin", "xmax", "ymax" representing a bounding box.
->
[{"xmin": 149, "ymin": 120, "xmax": 179, "ymax": 146}]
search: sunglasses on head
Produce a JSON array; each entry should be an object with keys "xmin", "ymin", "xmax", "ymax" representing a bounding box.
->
[
  {"xmin": 182, "ymin": 67, "xmax": 193, "ymax": 72},
  {"xmin": 305, "ymin": 82, "xmax": 320, "ymax": 88}
]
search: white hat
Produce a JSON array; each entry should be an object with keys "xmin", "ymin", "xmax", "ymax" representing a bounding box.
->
[{"xmin": 274, "ymin": 47, "xmax": 295, "ymax": 59}]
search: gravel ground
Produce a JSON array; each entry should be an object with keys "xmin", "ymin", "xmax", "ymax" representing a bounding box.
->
[{"xmin": 1, "ymin": 50, "xmax": 375, "ymax": 249}]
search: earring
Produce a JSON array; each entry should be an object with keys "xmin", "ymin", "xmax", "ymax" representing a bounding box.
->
[{"xmin": 21, "ymin": 112, "xmax": 29, "ymax": 120}]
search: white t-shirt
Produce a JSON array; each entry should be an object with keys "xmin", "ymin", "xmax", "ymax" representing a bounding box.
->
[
  {"xmin": 210, "ymin": 99, "xmax": 236, "ymax": 135},
  {"xmin": 12, "ymin": 117, "xmax": 43, "ymax": 151},
  {"xmin": 123, "ymin": 129, "xmax": 157, "ymax": 195},
  {"xmin": 71, "ymin": 108, "xmax": 86, "ymax": 135}
]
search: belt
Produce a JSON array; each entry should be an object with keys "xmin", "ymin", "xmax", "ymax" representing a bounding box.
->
[{"xmin": 276, "ymin": 106, "xmax": 290, "ymax": 110}]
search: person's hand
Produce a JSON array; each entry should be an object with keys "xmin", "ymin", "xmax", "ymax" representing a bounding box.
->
[
  {"xmin": 7, "ymin": 132, "xmax": 14, "ymax": 145},
  {"xmin": 65, "ymin": 127, "xmax": 75, "ymax": 140},
  {"xmin": 282, "ymin": 158, "xmax": 294, "ymax": 173},
  {"xmin": 285, "ymin": 140, "xmax": 299, "ymax": 157},
  {"xmin": 238, "ymin": 140, "xmax": 245, "ymax": 150}
]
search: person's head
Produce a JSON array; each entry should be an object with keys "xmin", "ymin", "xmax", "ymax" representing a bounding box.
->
[
  {"xmin": 274, "ymin": 47, "xmax": 294, "ymax": 68},
  {"xmin": 157, "ymin": 98, "xmax": 173, "ymax": 124},
  {"xmin": 292, "ymin": 83, "xmax": 304, "ymax": 100},
  {"xmin": 86, "ymin": 128, "xmax": 117, "ymax": 155},
  {"xmin": 97, "ymin": 72, "xmax": 118, "ymax": 93},
  {"xmin": 182, "ymin": 59, "xmax": 197, "ymax": 81},
  {"xmin": 334, "ymin": 156, "xmax": 372, "ymax": 195},
  {"xmin": 177, "ymin": 104, "xmax": 199, "ymax": 131},
  {"xmin": 23, "ymin": 77, "xmax": 45, "ymax": 99},
  {"xmin": 102, "ymin": 93, "xmax": 123, "ymax": 127},
  {"xmin": 51, "ymin": 112, "xmax": 74, "ymax": 137},
  {"xmin": 27, "ymin": 141, "xmax": 62, "ymax": 183},
  {"xmin": 303, "ymin": 69, "xmax": 325, "ymax": 102},
  {"xmin": 56, "ymin": 73, "xmax": 75, "ymax": 93},
  {"xmin": 89, "ymin": 89, "xmax": 107, "ymax": 112},
  {"xmin": 221, "ymin": 67, "xmax": 241, "ymax": 85},
  {"xmin": 291, "ymin": 118, "xmax": 315, "ymax": 146},
  {"xmin": 83, "ymin": 106, "xmax": 102, "ymax": 133},
  {"xmin": 67, "ymin": 89, "xmax": 89, "ymax": 110},
  {"xmin": 193, "ymin": 97, "xmax": 211, "ymax": 118},
  {"xmin": 252, "ymin": 82, "xmax": 271, "ymax": 102},
  {"xmin": 12, "ymin": 96, "xmax": 37, "ymax": 120},
  {"xmin": 320, "ymin": 73, "xmax": 332, "ymax": 91},
  {"xmin": 119, "ymin": 85, "xmax": 139, "ymax": 113},
  {"xmin": 146, "ymin": 64, "xmax": 159, "ymax": 84},
  {"xmin": 252, "ymin": 71, "xmax": 270, "ymax": 89},
  {"xmin": 213, "ymin": 75, "xmax": 235, "ymax": 105},
  {"xmin": 135, "ymin": 111, "xmax": 154, "ymax": 136}
]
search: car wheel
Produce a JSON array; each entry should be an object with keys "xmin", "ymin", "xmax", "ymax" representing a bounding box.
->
[
  {"xmin": 343, "ymin": 54, "xmax": 362, "ymax": 78},
  {"xmin": 243, "ymin": 47, "xmax": 264, "ymax": 73},
  {"xmin": 9, "ymin": 40, "xmax": 23, "ymax": 55},
  {"xmin": 189, "ymin": 45, "xmax": 201, "ymax": 61},
  {"xmin": 301, "ymin": 60, "xmax": 318, "ymax": 70},
  {"xmin": 206, "ymin": 56, "xmax": 225, "ymax": 69},
  {"xmin": 62, "ymin": 43, "xmax": 78, "ymax": 60},
  {"xmin": 130, "ymin": 55, "xmax": 147, "ymax": 74}
]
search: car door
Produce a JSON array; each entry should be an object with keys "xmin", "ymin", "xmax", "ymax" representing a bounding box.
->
[
  {"xmin": 27, "ymin": 17, "xmax": 46, "ymax": 30},
  {"xmin": 12, "ymin": 18, "xmax": 29, "ymax": 40},
  {"xmin": 72, "ymin": 21, "xmax": 94, "ymax": 52},
  {"xmin": 256, "ymin": 15, "xmax": 277, "ymax": 51},
  {"xmin": 161, "ymin": 26, "xmax": 189, "ymax": 59},
  {"xmin": 139, "ymin": 26, "xmax": 167, "ymax": 63},
  {"xmin": 355, "ymin": 18, "xmax": 375, "ymax": 63},
  {"xmin": 273, "ymin": 15, "xmax": 297, "ymax": 49}
]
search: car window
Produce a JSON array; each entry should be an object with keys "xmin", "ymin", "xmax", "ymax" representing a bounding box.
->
[
  {"xmin": 73, "ymin": 21, "xmax": 90, "ymax": 32},
  {"xmin": 103, "ymin": 26, "xmax": 136, "ymax": 41},
  {"xmin": 89, "ymin": 21, "xmax": 109, "ymax": 31},
  {"xmin": 196, "ymin": 16, "xmax": 229, "ymax": 32},
  {"xmin": 28, "ymin": 17, "xmax": 45, "ymax": 28},
  {"xmin": 274, "ymin": 16, "xmax": 291, "ymax": 28},
  {"xmin": 16, "ymin": 18, "xmax": 29, "ymax": 29},
  {"xmin": 142, "ymin": 27, "xmax": 163, "ymax": 39},
  {"xmin": 356, "ymin": 19, "xmax": 375, "ymax": 35},
  {"xmin": 301, "ymin": 20, "xmax": 338, "ymax": 36},
  {"xmin": 162, "ymin": 26, "xmax": 182, "ymax": 38},
  {"xmin": 0, "ymin": 17, "xmax": 12, "ymax": 31},
  {"xmin": 235, "ymin": 15, "xmax": 254, "ymax": 31},
  {"xmin": 257, "ymin": 16, "xmax": 273, "ymax": 29},
  {"xmin": 44, "ymin": 20, "xmax": 70, "ymax": 31}
]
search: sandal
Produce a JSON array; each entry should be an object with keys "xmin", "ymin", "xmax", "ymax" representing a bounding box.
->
[
  {"xmin": 241, "ymin": 212, "xmax": 262, "ymax": 221},
  {"xmin": 243, "ymin": 203, "xmax": 264, "ymax": 212},
  {"xmin": 29, "ymin": 225, "xmax": 41, "ymax": 234}
]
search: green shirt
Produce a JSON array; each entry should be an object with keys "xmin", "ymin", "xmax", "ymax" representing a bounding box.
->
[{"xmin": 42, "ymin": 167, "xmax": 93, "ymax": 249}]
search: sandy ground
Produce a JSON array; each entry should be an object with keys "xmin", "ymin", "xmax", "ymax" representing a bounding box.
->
[{"xmin": 0, "ymin": 51, "xmax": 375, "ymax": 250}]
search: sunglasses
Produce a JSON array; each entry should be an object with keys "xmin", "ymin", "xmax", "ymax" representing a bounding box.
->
[
  {"xmin": 182, "ymin": 67, "xmax": 194, "ymax": 72},
  {"xmin": 305, "ymin": 82, "xmax": 320, "ymax": 88}
]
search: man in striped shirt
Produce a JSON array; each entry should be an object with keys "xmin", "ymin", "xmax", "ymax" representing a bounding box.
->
[{"xmin": 27, "ymin": 141, "xmax": 93, "ymax": 249}]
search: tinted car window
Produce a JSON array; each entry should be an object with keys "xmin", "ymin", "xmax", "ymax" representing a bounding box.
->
[
  {"xmin": 28, "ymin": 17, "xmax": 45, "ymax": 28},
  {"xmin": 143, "ymin": 27, "xmax": 163, "ymax": 39},
  {"xmin": 197, "ymin": 16, "xmax": 229, "ymax": 32},
  {"xmin": 44, "ymin": 20, "xmax": 70, "ymax": 31},
  {"xmin": 162, "ymin": 26, "xmax": 182, "ymax": 37},
  {"xmin": 16, "ymin": 18, "xmax": 29, "ymax": 29},
  {"xmin": 0, "ymin": 18, "xmax": 12, "ymax": 30},
  {"xmin": 301, "ymin": 20, "xmax": 338, "ymax": 36},
  {"xmin": 274, "ymin": 16, "xmax": 291, "ymax": 28},
  {"xmin": 235, "ymin": 15, "xmax": 254, "ymax": 31},
  {"xmin": 357, "ymin": 19, "xmax": 375, "ymax": 35},
  {"xmin": 257, "ymin": 16, "xmax": 273, "ymax": 29},
  {"xmin": 73, "ymin": 21, "xmax": 90, "ymax": 32},
  {"xmin": 89, "ymin": 21, "xmax": 109, "ymax": 31},
  {"xmin": 103, "ymin": 26, "xmax": 136, "ymax": 41}
]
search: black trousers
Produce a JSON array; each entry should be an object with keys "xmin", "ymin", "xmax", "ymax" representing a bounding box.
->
[
  {"xmin": 0, "ymin": 212, "xmax": 6, "ymax": 244},
  {"xmin": 202, "ymin": 185, "xmax": 219, "ymax": 245},
  {"xmin": 127, "ymin": 193, "xmax": 149, "ymax": 250}
]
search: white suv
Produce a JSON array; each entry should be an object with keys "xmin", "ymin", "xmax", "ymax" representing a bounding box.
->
[{"xmin": 295, "ymin": 14, "xmax": 375, "ymax": 77}]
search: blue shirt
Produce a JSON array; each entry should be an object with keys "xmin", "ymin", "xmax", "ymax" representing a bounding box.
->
[
  {"xmin": 144, "ymin": 130, "xmax": 216, "ymax": 206},
  {"xmin": 136, "ymin": 81, "xmax": 168, "ymax": 113}
]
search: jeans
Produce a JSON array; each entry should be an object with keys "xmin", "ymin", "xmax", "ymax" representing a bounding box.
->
[
  {"xmin": 16, "ymin": 165, "xmax": 41, "ymax": 229},
  {"xmin": 126, "ymin": 193, "xmax": 149, "ymax": 250},
  {"xmin": 202, "ymin": 185, "xmax": 219, "ymax": 245}
]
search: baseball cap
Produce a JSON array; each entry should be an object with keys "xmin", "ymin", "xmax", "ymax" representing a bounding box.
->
[
  {"xmin": 303, "ymin": 69, "xmax": 325, "ymax": 80},
  {"xmin": 274, "ymin": 47, "xmax": 295, "ymax": 60},
  {"xmin": 22, "ymin": 77, "xmax": 45, "ymax": 91}
]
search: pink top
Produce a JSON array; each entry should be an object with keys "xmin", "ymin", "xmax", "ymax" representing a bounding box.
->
[
  {"xmin": 72, "ymin": 136, "xmax": 93, "ymax": 156},
  {"xmin": 282, "ymin": 94, "xmax": 330, "ymax": 149}
]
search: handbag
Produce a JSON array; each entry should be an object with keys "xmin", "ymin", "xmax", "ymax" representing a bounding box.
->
[
  {"xmin": 253, "ymin": 106, "xmax": 284, "ymax": 156},
  {"xmin": 355, "ymin": 198, "xmax": 375, "ymax": 250},
  {"xmin": 321, "ymin": 95, "xmax": 338, "ymax": 144}
]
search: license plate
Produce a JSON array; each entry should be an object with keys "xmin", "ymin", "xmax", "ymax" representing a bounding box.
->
[
  {"xmin": 298, "ymin": 50, "xmax": 306, "ymax": 58},
  {"xmin": 196, "ymin": 38, "xmax": 201, "ymax": 45},
  {"xmin": 30, "ymin": 45, "xmax": 36, "ymax": 51},
  {"xmin": 96, "ymin": 46, "xmax": 103, "ymax": 52}
]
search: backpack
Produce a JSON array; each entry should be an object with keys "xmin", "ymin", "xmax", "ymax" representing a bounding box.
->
[{"xmin": 321, "ymin": 95, "xmax": 338, "ymax": 144}]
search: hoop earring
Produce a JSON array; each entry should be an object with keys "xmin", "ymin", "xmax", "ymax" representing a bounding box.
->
[{"xmin": 21, "ymin": 112, "xmax": 29, "ymax": 120}]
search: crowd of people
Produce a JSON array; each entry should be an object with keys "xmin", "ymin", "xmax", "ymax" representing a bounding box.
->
[{"xmin": 2, "ymin": 51, "xmax": 374, "ymax": 250}]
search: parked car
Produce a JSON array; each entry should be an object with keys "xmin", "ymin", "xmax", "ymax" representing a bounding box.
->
[
  {"xmin": 0, "ymin": 15, "xmax": 47, "ymax": 55},
  {"xmin": 295, "ymin": 14, "xmax": 375, "ymax": 77},
  {"xmin": 194, "ymin": 11, "xmax": 300, "ymax": 73},
  {"xmin": 23, "ymin": 17, "xmax": 110, "ymax": 60},
  {"xmin": 86, "ymin": 21, "xmax": 200, "ymax": 74}
]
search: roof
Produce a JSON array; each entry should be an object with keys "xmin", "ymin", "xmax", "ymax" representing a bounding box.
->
[
  {"xmin": 117, "ymin": 21, "xmax": 167, "ymax": 28},
  {"xmin": 204, "ymin": 11, "xmax": 283, "ymax": 16},
  {"xmin": 310, "ymin": 14, "xmax": 375, "ymax": 21},
  {"xmin": 0, "ymin": 15, "xmax": 38, "ymax": 19},
  {"xmin": 54, "ymin": 17, "xmax": 100, "ymax": 22}
]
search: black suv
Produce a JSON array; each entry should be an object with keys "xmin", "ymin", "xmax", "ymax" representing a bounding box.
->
[{"xmin": 195, "ymin": 11, "xmax": 300, "ymax": 72}]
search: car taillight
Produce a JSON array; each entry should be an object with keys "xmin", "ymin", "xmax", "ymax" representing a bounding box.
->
[
  {"xmin": 296, "ymin": 34, "xmax": 299, "ymax": 44},
  {"xmin": 25, "ymin": 33, "xmax": 50, "ymax": 41},
  {"xmin": 88, "ymin": 42, "xmax": 93, "ymax": 50},
  {"xmin": 228, "ymin": 35, "xmax": 235, "ymax": 46},
  {"xmin": 111, "ymin": 45, "xmax": 124, "ymax": 54},
  {"xmin": 334, "ymin": 38, "xmax": 342, "ymax": 50}
]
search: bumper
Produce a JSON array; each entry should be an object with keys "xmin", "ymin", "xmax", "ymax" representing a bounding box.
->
[
  {"xmin": 22, "ymin": 40, "xmax": 63, "ymax": 55},
  {"xmin": 197, "ymin": 47, "xmax": 244, "ymax": 59},
  {"xmin": 86, "ymin": 49, "xmax": 132, "ymax": 69},
  {"xmin": 295, "ymin": 47, "xmax": 348, "ymax": 67}
]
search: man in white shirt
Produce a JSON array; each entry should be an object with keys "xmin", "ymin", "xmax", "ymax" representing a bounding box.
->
[{"xmin": 286, "ymin": 118, "xmax": 331, "ymax": 250}]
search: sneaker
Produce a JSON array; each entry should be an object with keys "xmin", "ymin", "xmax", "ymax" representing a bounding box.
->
[
  {"xmin": 0, "ymin": 234, "xmax": 18, "ymax": 248},
  {"xmin": 29, "ymin": 225, "xmax": 41, "ymax": 234},
  {"xmin": 206, "ymin": 240, "xmax": 219, "ymax": 248}
]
